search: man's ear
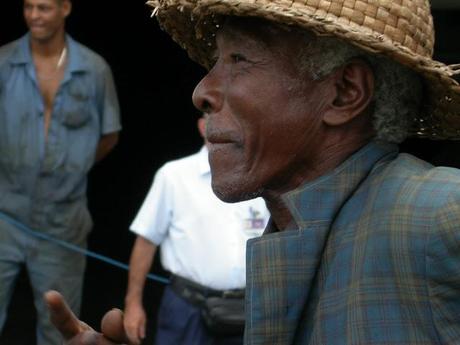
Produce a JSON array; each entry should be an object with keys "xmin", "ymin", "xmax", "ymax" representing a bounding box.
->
[
  {"xmin": 323, "ymin": 59, "xmax": 374, "ymax": 126},
  {"xmin": 197, "ymin": 117, "xmax": 206, "ymax": 139},
  {"xmin": 62, "ymin": 0, "xmax": 72, "ymax": 18}
]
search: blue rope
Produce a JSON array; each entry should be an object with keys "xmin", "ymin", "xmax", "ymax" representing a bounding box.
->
[{"xmin": 0, "ymin": 212, "xmax": 170, "ymax": 285}]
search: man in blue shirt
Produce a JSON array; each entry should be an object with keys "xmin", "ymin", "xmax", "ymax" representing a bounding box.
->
[{"xmin": 0, "ymin": 0, "xmax": 121, "ymax": 344}]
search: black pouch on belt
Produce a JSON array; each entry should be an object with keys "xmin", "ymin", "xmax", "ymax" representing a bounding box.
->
[
  {"xmin": 170, "ymin": 275, "xmax": 245, "ymax": 336},
  {"xmin": 201, "ymin": 293, "xmax": 245, "ymax": 336}
]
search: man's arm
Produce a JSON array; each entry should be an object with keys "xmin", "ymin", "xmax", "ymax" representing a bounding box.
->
[
  {"xmin": 123, "ymin": 236, "xmax": 157, "ymax": 345},
  {"xmin": 426, "ymin": 190, "xmax": 460, "ymax": 343},
  {"xmin": 95, "ymin": 132, "xmax": 119, "ymax": 163}
]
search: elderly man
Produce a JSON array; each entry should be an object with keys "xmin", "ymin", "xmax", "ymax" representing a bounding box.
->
[{"xmin": 45, "ymin": 0, "xmax": 460, "ymax": 344}]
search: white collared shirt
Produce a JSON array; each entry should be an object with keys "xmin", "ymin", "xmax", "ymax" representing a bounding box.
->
[{"xmin": 130, "ymin": 146, "xmax": 270, "ymax": 290}]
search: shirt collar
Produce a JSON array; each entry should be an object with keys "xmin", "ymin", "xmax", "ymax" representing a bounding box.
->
[
  {"xmin": 198, "ymin": 145, "xmax": 211, "ymax": 176},
  {"xmin": 9, "ymin": 33, "xmax": 91, "ymax": 74},
  {"xmin": 280, "ymin": 140, "xmax": 398, "ymax": 231},
  {"xmin": 9, "ymin": 34, "xmax": 32, "ymax": 66}
]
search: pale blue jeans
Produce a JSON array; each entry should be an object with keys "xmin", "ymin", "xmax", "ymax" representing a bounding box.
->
[{"xmin": 0, "ymin": 218, "xmax": 86, "ymax": 345}]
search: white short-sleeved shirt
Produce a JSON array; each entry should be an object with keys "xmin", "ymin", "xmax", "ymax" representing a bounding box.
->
[{"xmin": 130, "ymin": 146, "xmax": 269, "ymax": 290}]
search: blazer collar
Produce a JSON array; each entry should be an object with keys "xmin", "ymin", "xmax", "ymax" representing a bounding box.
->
[{"xmin": 283, "ymin": 141, "xmax": 398, "ymax": 230}]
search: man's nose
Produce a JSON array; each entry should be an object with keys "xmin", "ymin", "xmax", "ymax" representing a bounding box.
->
[
  {"xmin": 29, "ymin": 7, "xmax": 40, "ymax": 20},
  {"xmin": 192, "ymin": 69, "xmax": 223, "ymax": 115}
]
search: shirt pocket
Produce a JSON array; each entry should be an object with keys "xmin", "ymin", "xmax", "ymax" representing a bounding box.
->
[{"xmin": 61, "ymin": 81, "xmax": 92, "ymax": 128}]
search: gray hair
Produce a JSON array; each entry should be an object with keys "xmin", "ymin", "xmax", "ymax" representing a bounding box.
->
[{"xmin": 296, "ymin": 32, "xmax": 423, "ymax": 143}]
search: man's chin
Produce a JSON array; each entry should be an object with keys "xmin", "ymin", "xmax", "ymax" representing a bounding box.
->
[
  {"xmin": 29, "ymin": 33, "xmax": 51, "ymax": 42},
  {"xmin": 211, "ymin": 181, "xmax": 262, "ymax": 203}
]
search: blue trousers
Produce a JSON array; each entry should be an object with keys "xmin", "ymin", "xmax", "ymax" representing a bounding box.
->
[
  {"xmin": 0, "ymin": 219, "xmax": 86, "ymax": 345},
  {"xmin": 155, "ymin": 286, "xmax": 244, "ymax": 345}
]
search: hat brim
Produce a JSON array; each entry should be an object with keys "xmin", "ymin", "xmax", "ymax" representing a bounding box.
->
[{"xmin": 149, "ymin": 0, "xmax": 460, "ymax": 140}]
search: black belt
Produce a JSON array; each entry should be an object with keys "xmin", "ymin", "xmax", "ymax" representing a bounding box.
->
[{"xmin": 170, "ymin": 274, "xmax": 245, "ymax": 307}]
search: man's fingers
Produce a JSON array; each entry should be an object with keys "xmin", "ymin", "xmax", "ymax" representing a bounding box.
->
[
  {"xmin": 101, "ymin": 308, "xmax": 131, "ymax": 344},
  {"xmin": 123, "ymin": 318, "xmax": 144, "ymax": 345},
  {"xmin": 44, "ymin": 290, "xmax": 90, "ymax": 339},
  {"xmin": 66, "ymin": 331, "xmax": 124, "ymax": 345},
  {"xmin": 139, "ymin": 322, "xmax": 146, "ymax": 340},
  {"xmin": 124, "ymin": 325, "xmax": 140, "ymax": 345}
]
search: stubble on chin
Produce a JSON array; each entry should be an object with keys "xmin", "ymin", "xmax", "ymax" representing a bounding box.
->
[{"xmin": 211, "ymin": 178, "xmax": 263, "ymax": 203}]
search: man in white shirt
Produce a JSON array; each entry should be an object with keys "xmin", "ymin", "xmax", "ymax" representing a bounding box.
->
[{"xmin": 123, "ymin": 116, "xmax": 269, "ymax": 345}]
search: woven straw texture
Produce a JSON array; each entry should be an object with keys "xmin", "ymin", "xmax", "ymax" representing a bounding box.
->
[{"xmin": 148, "ymin": 0, "xmax": 460, "ymax": 140}]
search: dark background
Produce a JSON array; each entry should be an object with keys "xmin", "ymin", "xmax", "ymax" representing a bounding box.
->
[{"xmin": 0, "ymin": 1, "xmax": 459, "ymax": 344}]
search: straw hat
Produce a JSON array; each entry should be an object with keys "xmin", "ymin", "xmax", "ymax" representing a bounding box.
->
[{"xmin": 147, "ymin": 0, "xmax": 460, "ymax": 140}]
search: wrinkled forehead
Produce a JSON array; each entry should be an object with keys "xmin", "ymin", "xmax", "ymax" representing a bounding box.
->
[
  {"xmin": 214, "ymin": 17, "xmax": 279, "ymax": 52},
  {"xmin": 215, "ymin": 16, "xmax": 314, "ymax": 52},
  {"xmin": 220, "ymin": 17, "xmax": 283, "ymax": 40}
]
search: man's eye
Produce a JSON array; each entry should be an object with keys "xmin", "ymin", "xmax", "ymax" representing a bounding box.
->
[
  {"xmin": 38, "ymin": 5, "xmax": 51, "ymax": 11},
  {"xmin": 209, "ymin": 56, "xmax": 218, "ymax": 68},
  {"xmin": 230, "ymin": 54, "xmax": 246, "ymax": 63}
]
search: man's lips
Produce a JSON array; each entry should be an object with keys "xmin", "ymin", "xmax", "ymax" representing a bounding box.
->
[
  {"xmin": 29, "ymin": 25, "xmax": 45, "ymax": 30},
  {"xmin": 208, "ymin": 142, "xmax": 233, "ymax": 152},
  {"xmin": 206, "ymin": 126, "xmax": 241, "ymax": 144},
  {"xmin": 207, "ymin": 138, "xmax": 234, "ymax": 145},
  {"xmin": 207, "ymin": 133, "xmax": 233, "ymax": 144}
]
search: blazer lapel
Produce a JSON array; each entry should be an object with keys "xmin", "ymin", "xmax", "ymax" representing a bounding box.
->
[{"xmin": 245, "ymin": 222, "xmax": 332, "ymax": 344}]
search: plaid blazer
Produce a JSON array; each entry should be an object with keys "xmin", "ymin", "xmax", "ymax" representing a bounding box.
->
[{"xmin": 245, "ymin": 141, "xmax": 460, "ymax": 345}]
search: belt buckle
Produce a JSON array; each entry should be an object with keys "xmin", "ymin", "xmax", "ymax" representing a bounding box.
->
[{"xmin": 182, "ymin": 286, "xmax": 206, "ymax": 304}]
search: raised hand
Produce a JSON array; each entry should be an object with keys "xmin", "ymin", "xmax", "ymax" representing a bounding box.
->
[{"xmin": 45, "ymin": 290, "xmax": 131, "ymax": 345}]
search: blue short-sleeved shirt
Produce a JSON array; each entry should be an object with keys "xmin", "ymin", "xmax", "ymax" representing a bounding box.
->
[{"xmin": 0, "ymin": 33, "xmax": 121, "ymax": 242}]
